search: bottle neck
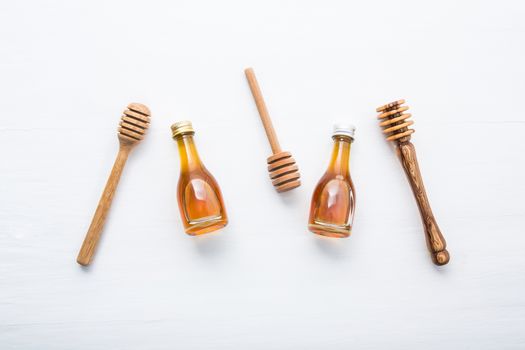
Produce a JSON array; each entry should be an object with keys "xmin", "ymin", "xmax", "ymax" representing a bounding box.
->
[
  {"xmin": 328, "ymin": 135, "xmax": 353, "ymax": 175},
  {"xmin": 176, "ymin": 134, "xmax": 202, "ymax": 171}
]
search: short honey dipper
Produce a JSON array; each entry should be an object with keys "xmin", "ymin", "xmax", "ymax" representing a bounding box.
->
[
  {"xmin": 376, "ymin": 99, "xmax": 449, "ymax": 266},
  {"xmin": 245, "ymin": 68, "xmax": 301, "ymax": 192},
  {"xmin": 77, "ymin": 103, "xmax": 151, "ymax": 266}
]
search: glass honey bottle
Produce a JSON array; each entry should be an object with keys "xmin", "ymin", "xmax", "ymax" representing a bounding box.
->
[
  {"xmin": 171, "ymin": 121, "xmax": 228, "ymax": 235},
  {"xmin": 308, "ymin": 124, "xmax": 356, "ymax": 238}
]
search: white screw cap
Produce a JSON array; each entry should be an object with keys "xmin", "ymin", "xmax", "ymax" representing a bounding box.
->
[{"xmin": 332, "ymin": 123, "xmax": 356, "ymax": 139}]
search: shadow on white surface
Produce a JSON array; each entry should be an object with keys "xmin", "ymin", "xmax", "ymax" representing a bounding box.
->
[
  {"xmin": 275, "ymin": 184, "xmax": 303, "ymax": 205},
  {"xmin": 312, "ymin": 235, "xmax": 352, "ymax": 261},
  {"xmin": 191, "ymin": 229, "xmax": 230, "ymax": 258},
  {"xmin": 78, "ymin": 264, "xmax": 92, "ymax": 273}
]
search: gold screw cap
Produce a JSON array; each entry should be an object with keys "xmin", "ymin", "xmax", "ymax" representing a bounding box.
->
[{"xmin": 171, "ymin": 120, "xmax": 195, "ymax": 139}]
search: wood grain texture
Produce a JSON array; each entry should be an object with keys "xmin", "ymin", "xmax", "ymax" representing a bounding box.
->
[
  {"xmin": 245, "ymin": 68, "xmax": 301, "ymax": 192},
  {"xmin": 377, "ymin": 100, "xmax": 449, "ymax": 265},
  {"xmin": 244, "ymin": 67, "xmax": 282, "ymax": 154},
  {"xmin": 398, "ymin": 142, "xmax": 449, "ymax": 265},
  {"xmin": 267, "ymin": 151, "xmax": 301, "ymax": 192},
  {"xmin": 76, "ymin": 145, "xmax": 131, "ymax": 265},
  {"xmin": 76, "ymin": 103, "xmax": 150, "ymax": 266}
]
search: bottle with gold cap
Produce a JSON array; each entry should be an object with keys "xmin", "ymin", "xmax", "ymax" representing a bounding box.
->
[
  {"xmin": 171, "ymin": 121, "xmax": 228, "ymax": 235},
  {"xmin": 308, "ymin": 123, "xmax": 356, "ymax": 238}
]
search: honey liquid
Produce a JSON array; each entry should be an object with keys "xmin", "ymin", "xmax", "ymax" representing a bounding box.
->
[
  {"xmin": 308, "ymin": 135, "xmax": 355, "ymax": 238},
  {"xmin": 176, "ymin": 134, "xmax": 228, "ymax": 235}
]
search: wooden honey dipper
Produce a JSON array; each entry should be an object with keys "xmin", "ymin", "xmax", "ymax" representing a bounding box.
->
[
  {"xmin": 376, "ymin": 99, "xmax": 450, "ymax": 266},
  {"xmin": 244, "ymin": 68, "xmax": 301, "ymax": 192},
  {"xmin": 77, "ymin": 103, "xmax": 151, "ymax": 266}
]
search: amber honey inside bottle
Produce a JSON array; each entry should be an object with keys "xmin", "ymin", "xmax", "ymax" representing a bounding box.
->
[
  {"xmin": 172, "ymin": 121, "xmax": 228, "ymax": 235},
  {"xmin": 308, "ymin": 124, "xmax": 356, "ymax": 238}
]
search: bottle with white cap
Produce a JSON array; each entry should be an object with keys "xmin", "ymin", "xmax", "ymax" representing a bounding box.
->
[{"xmin": 308, "ymin": 123, "xmax": 356, "ymax": 238}]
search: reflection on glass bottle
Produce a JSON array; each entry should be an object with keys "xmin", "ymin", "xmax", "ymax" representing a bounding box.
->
[
  {"xmin": 171, "ymin": 121, "xmax": 228, "ymax": 235},
  {"xmin": 308, "ymin": 124, "xmax": 356, "ymax": 238}
]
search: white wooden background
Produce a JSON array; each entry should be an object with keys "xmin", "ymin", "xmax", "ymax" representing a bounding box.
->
[{"xmin": 1, "ymin": 1, "xmax": 524, "ymax": 349}]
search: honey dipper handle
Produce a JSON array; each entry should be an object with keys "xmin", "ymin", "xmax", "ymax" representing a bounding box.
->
[
  {"xmin": 398, "ymin": 142, "xmax": 450, "ymax": 266},
  {"xmin": 244, "ymin": 68, "xmax": 282, "ymax": 154},
  {"xmin": 77, "ymin": 145, "xmax": 131, "ymax": 266}
]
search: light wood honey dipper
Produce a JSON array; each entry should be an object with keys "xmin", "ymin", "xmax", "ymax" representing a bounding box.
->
[
  {"xmin": 77, "ymin": 103, "xmax": 151, "ymax": 266},
  {"xmin": 245, "ymin": 68, "xmax": 301, "ymax": 192},
  {"xmin": 376, "ymin": 99, "xmax": 449, "ymax": 266}
]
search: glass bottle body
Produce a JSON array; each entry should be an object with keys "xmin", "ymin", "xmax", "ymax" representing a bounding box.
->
[
  {"xmin": 176, "ymin": 134, "xmax": 228, "ymax": 235},
  {"xmin": 308, "ymin": 135, "xmax": 355, "ymax": 238}
]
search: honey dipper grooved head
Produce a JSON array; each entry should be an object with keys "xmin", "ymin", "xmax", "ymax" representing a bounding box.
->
[
  {"xmin": 376, "ymin": 99, "xmax": 415, "ymax": 142},
  {"xmin": 267, "ymin": 151, "xmax": 301, "ymax": 192},
  {"xmin": 118, "ymin": 103, "xmax": 151, "ymax": 144}
]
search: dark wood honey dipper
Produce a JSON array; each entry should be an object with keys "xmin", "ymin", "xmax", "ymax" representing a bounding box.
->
[
  {"xmin": 245, "ymin": 68, "xmax": 301, "ymax": 192},
  {"xmin": 376, "ymin": 99, "xmax": 449, "ymax": 266},
  {"xmin": 77, "ymin": 103, "xmax": 151, "ymax": 266}
]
